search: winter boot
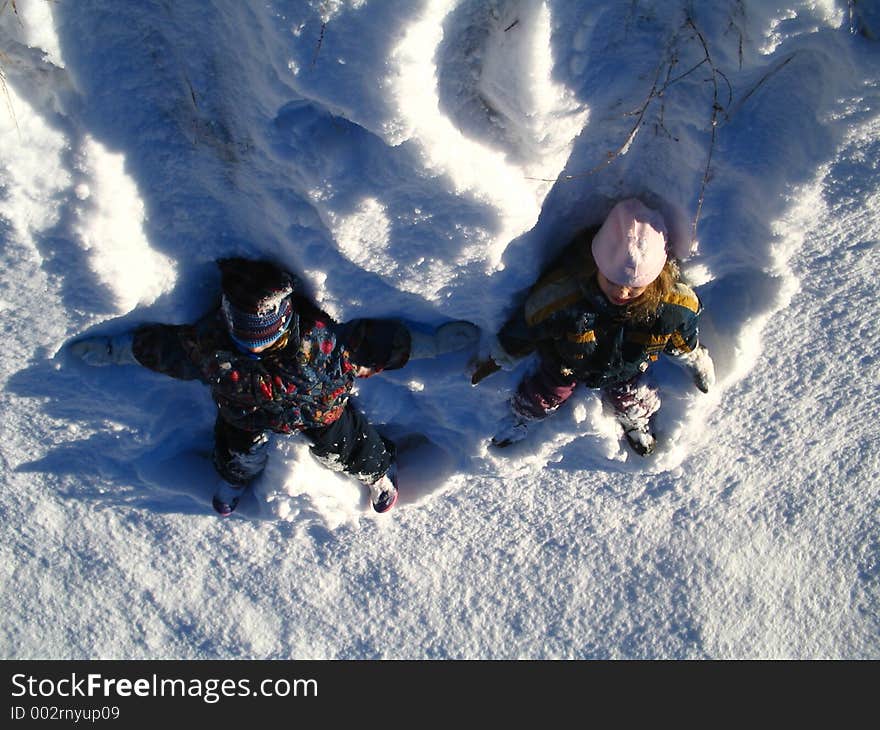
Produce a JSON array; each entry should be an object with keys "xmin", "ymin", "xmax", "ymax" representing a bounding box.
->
[
  {"xmin": 212, "ymin": 481, "xmax": 247, "ymax": 517},
  {"xmin": 407, "ymin": 321, "xmax": 480, "ymax": 360},
  {"xmin": 623, "ymin": 424, "xmax": 656, "ymax": 456},
  {"xmin": 68, "ymin": 333, "xmax": 139, "ymax": 367},
  {"xmin": 491, "ymin": 413, "xmax": 531, "ymax": 448},
  {"xmin": 604, "ymin": 377, "xmax": 660, "ymax": 457},
  {"xmin": 368, "ymin": 462, "xmax": 398, "ymax": 513}
]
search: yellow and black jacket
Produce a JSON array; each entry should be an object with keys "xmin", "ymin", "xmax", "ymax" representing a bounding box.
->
[{"xmin": 498, "ymin": 260, "xmax": 703, "ymax": 389}]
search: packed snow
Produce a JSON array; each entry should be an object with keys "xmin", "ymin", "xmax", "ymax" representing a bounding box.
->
[{"xmin": 0, "ymin": 0, "xmax": 877, "ymax": 659}]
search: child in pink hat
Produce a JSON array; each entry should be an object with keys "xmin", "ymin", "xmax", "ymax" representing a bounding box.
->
[{"xmin": 475, "ymin": 198, "xmax": 715, "ymax": 455}]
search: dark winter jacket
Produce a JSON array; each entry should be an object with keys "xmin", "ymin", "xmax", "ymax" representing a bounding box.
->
[
  {"xmin": 498, "ymin": 247, "xmax": 703, "ymax": 388},
  {"xmin": 132, "ymin": 294, "xmax": 410, "ymax": 434}
]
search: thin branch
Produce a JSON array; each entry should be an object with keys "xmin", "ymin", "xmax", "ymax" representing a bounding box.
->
[
  {"xmin": 0, "ymin": 51, "xmax": 19, "ymax": 138},
  {"xmin": 656, "ymin": 46, "xmax": 680, "ymax": 141},
  {"xmin": 665, "ymin": 56, "xmax": 707, "ymax": 87},
  {"xmin": 724, "ymin": 1, "xmax": 745, "ymax": 69},
  {"xmin": 684, "ymin": 16, "xmax": 725, "ymax": 241},
  {"xmin": 184, "ymin": 75, "xmax": 198, "ymax": 109},
  {"xmin": 312, "ymin": 21, "xmax": 327, "ymax": 66},
  {"xmin": 1, "ymin": 0, "xmax": 23, "ymax": 28},
  {"xmin": 727, "ymin": 53, "xmax": 795, "ymax": 119},
  {"xmin": 687, "ymin": 17, "xmax": 732, "ymax": 110}
]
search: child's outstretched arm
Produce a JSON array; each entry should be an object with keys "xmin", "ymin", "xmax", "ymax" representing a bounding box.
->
[{"xmin": 663, "ymin": 290, "xmax": 715, "ymax": 393}]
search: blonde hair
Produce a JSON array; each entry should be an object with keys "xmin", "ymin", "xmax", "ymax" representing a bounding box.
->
[{"xmin": 627, "ymin": 259, "xmax": 679, "ymax": 323}]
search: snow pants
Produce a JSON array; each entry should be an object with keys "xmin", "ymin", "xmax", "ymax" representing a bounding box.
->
[
  {"xmin": 512, "ymin": 357, "xmax": 660, "ymax": 430},
  {"xmin": 213, "ymin": 402, "xmax": 395, "ymax": 487}
]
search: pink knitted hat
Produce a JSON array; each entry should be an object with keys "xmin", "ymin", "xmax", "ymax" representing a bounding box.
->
[{"xmin": 591, "ymin": 199, "xmax": 668, "ymax": 287}]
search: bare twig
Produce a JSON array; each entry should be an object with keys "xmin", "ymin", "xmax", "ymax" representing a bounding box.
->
[
  {"xmin": 684, "ymin": 16, "xmax": 727, "ymax": 241},
  {"xmin": 726, "ymin": 53, "xmax": 796, "ymax": 120},
  {"xmin": 0, "ymin": 1, "xmax": 20, "ymax": 134},
  {"xmin": 504, "ymin": 19, "xmax": 519, "ymax": 32},
  {"xmin": 312, "ymin": 21, "xmax": 327, "ymax": 66},
  {"xmin": 665, "ymin": 56, "xmax": 707, "ymax": 86},
  {"xmin": 1, "ymin": 0, "xmax": 22, "ymax": 28},
  {"xmin": 656, "ymin": 45, "xmax": 680, "ymax": 140},
  {"xmin": 725, "ymin": 0, "xmax": 745, "ymax": 69},
  {"xmin": 0, "ymin": 60, "xmax": 20, "ymax": 137},
  {"xmin": 184, "ymin": 76, "xmax": 198, "ymax": 109},
  {"xmin": 686, "ymin": 17, "xmax": 732, "ymax": 109}
]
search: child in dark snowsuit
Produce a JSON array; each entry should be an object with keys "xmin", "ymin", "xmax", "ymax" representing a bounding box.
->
[
  {"xmin": 70, "ymin": 258, "xmax": 478, "ymax": 515},
  {"xmin": 473, "ymin": 198, "xmax": 715, "ymax": 455}
]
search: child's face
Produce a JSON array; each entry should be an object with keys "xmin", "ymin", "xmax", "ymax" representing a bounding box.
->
[{"xmin": 597, "ymin": 271, "xmax": 648, "ymax": 306}]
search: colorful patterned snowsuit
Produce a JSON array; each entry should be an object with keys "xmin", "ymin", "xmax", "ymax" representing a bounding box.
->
[{"xmin": 131, "ymin": 294, "xmax": 410, "ymax": 486}]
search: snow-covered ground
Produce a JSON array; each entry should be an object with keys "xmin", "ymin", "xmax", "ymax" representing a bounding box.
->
[{"xmin": 0, "ymin": 0, "xmax": 877, "ymax": 659}]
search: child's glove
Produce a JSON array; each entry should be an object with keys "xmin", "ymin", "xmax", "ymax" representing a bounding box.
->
[
  {"xmin": 470, "ymin": 337, "xmax": 518, "ymax": 385},
  {"xmin": 68, "ymin": 333, "xmax": 138, "ymax": 367},
  {"xmin": 471, "ymin": 358, "xmax": 501, "ymax": 385},
  {"xmin": 676, "ymin": 344, "xmax": 715, "ymax": 393}
]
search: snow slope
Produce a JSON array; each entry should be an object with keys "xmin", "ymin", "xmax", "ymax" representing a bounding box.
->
[{"xmin": 0, "ymin": 0, "xmax": 877, "ymax": 658}]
